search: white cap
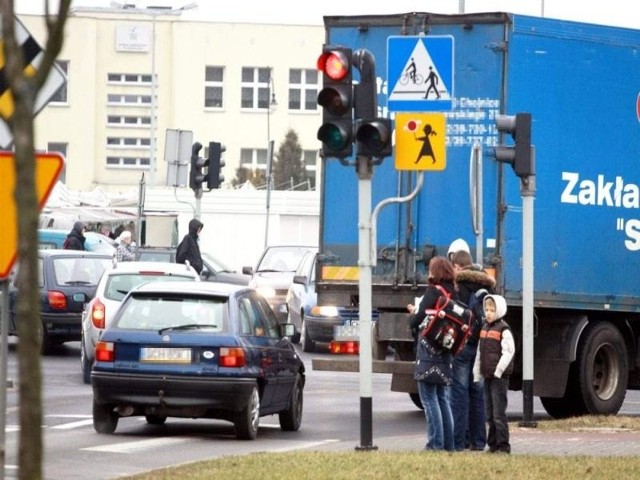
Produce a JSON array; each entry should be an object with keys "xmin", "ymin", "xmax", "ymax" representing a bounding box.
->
[{"xmin": 447, "ymin": 238, "xmax": 470, "ymax": 258}]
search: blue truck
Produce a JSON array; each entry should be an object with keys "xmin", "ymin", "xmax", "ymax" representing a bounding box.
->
[{"xmin": 312, "ymin": 12, "xmax": 640, "ymax": 417}]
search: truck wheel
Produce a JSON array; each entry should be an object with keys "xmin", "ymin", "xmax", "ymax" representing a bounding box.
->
[
  {"xmin": 576, "ymin": 322, "xmax": 628, "ymax": 415},
  {"xmin": 409, "ymin": 393, "xmax": 423, "ymax": 410},
  {"xmin": 288, "ymin": 309, "xmax": 301, "ymax": 344},
  {"xmin": 234, "ymin": 386, "xmax": 260, "ymax": 440}
]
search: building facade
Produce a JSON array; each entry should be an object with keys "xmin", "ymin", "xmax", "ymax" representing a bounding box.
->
[{"xmin": 21, "ymin": 9, "xmax": 325, "ymax": 193}]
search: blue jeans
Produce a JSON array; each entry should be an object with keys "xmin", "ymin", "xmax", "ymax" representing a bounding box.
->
[
  {"xmin": 484, "ymin": 377, "xmax": 510, "ymax": 453},
  {"xmin": 451, "ymin": 342, "xmax": 486, "ymax": 450},
  {"xmin": 418, "ymin": 382, "xmax": 454, "ymax": 451}
]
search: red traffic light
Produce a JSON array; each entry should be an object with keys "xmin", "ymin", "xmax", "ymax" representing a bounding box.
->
[{"xmin": 317, "ymin": 50, "xmax": 350, "ymax": 81}]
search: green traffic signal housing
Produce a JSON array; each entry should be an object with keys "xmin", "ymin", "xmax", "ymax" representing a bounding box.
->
[
  {"xmin": 207, "ymin": 141, "xmax": 225, "ymax": 189},
  {"xmin": 316, "ymin": 45, "xmax": 353, "ymax": 159},
  {"xmin": 494, "ymin": 112, "xmax": 533, "ymax": 177}
]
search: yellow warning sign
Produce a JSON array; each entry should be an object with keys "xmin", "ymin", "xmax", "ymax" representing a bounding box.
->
[
  {"xmin": 395, "ymin": 112, "xmax": 446, "ymax": 171},
  {"xmin": 0, "ymin": 152, "xmax": 64, "ymax": 278}
]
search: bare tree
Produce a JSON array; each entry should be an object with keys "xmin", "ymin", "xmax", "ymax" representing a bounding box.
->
[{"xmin": 0, "ymin": 1, "xmax": 71, "ymax": 478}]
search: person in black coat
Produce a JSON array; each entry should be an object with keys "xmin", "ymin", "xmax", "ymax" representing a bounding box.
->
[
  {"xmin": 176, "ymin": 218, "xmax": 204, "ymax": 274},
  {"xmin": 63, "ymin": 222, "xmax": 86, "ymax": 251}
]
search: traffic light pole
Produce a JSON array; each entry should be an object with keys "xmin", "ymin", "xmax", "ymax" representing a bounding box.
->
[
  {"xmin": 519, "ymin": 149, "xmax": 537, "ymax": 428},
  {"xmin": 355, "ymin": 155, "xmax": 377, "ymax": 452}
]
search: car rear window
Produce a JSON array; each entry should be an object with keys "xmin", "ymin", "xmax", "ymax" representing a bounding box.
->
[
  {"xmin": 115, "ymin": 295, "xmax": 229, "ymax": 333},
  {"xmin": 54, "ymin": 257, "xmax": 111, "ymax": 285},
  {"xmin": 105, "ymin": 273, "xmax": 196, "ymax": 301}
]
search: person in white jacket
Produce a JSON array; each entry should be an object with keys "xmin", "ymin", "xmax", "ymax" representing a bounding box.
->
[{"xmin": 473, "ymin": 294, "xmax": 515, "ymax": 453}]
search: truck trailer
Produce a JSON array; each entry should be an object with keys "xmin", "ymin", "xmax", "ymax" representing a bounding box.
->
[{"xmin": 312, "ymin": 12, "xmax": 640, "ymax": 417}]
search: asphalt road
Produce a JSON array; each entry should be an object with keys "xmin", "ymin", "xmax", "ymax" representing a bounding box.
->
[{"xmin": 3, "ymin": 340, "xmax": 640, "ymax": 479}]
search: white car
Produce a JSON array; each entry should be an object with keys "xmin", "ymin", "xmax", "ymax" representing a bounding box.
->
[{"xmin": 80, "ymin": 260, "xmax": 200, "ymax": 383}]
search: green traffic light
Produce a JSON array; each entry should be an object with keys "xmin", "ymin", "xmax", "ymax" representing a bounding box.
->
[{"xmin": 318, "ymin": 123, "xmax": 350, "ymax": 151}]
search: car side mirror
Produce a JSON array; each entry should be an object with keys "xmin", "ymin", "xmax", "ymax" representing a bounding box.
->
[
  {"xmin": 279, "ymin": 323, "xmax": 296, "ymax": 338},
  {"xmin": 293, "ymin": 275, "xmax": 307, "ymax": 285},
  {"xmin": 242, "ymin": 266, "xmax": 253, "ymax": 275}
]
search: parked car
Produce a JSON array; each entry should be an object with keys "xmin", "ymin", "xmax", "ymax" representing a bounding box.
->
[
  {"xmin": 243, "ymin": 245, "xmax": 317, "ymax": 324},
  {"xmin": 6, "ymin": 250, "xmax": 112, "ymax": 353},
  {"xmin": 91, "ymin": 281, "xmax": 305, "ymax": 440},
  {"xmin": 135, "ymin": 247, "xmax": 250, "ymax": 285},
  {"xmin": 285, "ymin": 250, "xmax": 379, "ymax": 353},
  {"xmin": 39, "ymin": 229, "xmax": 116, "ymax": 255},
  {"xmin": 81, "ymin": 260, "xmax": 201, "ymax": 384}
]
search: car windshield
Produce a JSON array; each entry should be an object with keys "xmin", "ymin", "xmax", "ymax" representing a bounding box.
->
[
  {"xmin": 202, "ymin": 252, "xmax": 234, "ymax": 273},
  {"xmin": 54, "ymin": 257, "xmax": 111, "ymax": 285},
  {"xmin": 116, "ymin": 294, "xmax": 229, "ymax": 333},
  {"xmin": 105, "ymin": 273, "xmax": 196, "ymax": 301},
  {"xmin": 256, "ymin": 246, "xmax": 313, "ymax": 273}
]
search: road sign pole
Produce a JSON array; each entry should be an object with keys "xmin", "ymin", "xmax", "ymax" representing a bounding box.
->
[{"xmin": 0, "ymin": 280, "xmax": 8, "ymax": 480}]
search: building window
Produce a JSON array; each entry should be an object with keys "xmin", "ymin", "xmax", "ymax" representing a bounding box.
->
[
  {"xmin": 49, "ymin": 60, "xmax": 68, "ymax": 104},
  {"xmin": 47, "ymin": 142, "xmax": 67, "ymax": 182},
  {"xmin": 107, "ymin": 94, "xmax": 151, "ymax": 106},
  {"xmin": 288, "ymin": 68, "xmax": 318, "ymax": 111},
  {"xmin": 205, "ymin": 66, "xmax": 223, "ymax": 108},
  {"xmin": 107, "ymin": 137, "xmax": 150, "ymax": 148},
  {"xmin": 240, "ymin": 148, "xmax": 268, "ymax": 170},
  {"xmin": 107, "ymin": 115, "xmax": 151, "ymax": 127},
  {"xmin": 241, "ymin": 67, "xmax": 271, "ymax": 109},
  {"xmin": 303, "ymin": 149, "xmax": 318, "ymax": 172},
  {"xmin": 107, "ymin": 73, "xmax": 152, "ymax": 85},
  {"xmin": 106, "ymin": 156, "xmax": 150, "ymax": 168}
]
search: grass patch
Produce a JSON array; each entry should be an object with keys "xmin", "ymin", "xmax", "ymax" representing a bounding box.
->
[
  {"xmin": 121, "ymin": 415, "xmax": 640, "ymax": 479},
  {"xmin": 123, "ymin": 451, "xmax": 640, "ymax": 480}
]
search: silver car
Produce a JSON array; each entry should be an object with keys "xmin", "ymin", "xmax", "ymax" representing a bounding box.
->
[{"xmin": 80, "ymin": 260, "xmax": 200, "ymax": 383}]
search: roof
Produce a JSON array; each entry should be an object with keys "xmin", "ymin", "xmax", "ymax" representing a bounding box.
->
[
  {"xmin": 106, "ymin": 260, "xmax": 198, "ymax": 276},
  {"xmin": 133, "ymin": 280, "xmax": 250, "ymax": 296},
  {"xmin": 38, "ymin": 249, "xmax": 113, "ymax": 259}
]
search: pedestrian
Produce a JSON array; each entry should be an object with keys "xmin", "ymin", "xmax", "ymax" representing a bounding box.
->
[
  {"xmin": 407, "ymin": 256, "xmax": 455, "ymax": 451},
  {"xmin": 473, "ymin": 294, "xmax": 515, "ymax": 454},
  {"xmin": 447, "ymin": 237, "xmax": 470, "ymax": 261},
  {"xmin": 115, "ymin": 230, "xmax": 136, "ymax": 262},
  {"xmin": 450, "ymin": 249, "xmax": 495, "ymax": 451},
  {"xmin": 63, "ymin": 221, "xmax": 86, "ymax": 250},
  {"xmin": 176, "ymin": 218, "xmax": 204, "ymax": 274}
]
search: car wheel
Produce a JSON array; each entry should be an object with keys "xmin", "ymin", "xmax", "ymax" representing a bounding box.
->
[
  {"xmin": 40, "ymin": 322, "xmax": 53, "ymax": 356},
  {"xmin": 234, "ymin": 385, "xmax": 260, "ymax": 440},
  {"xmin": 301, "ymin": 316, "xmax": 315, "ymax": 353},
  {"xmin": 93, "ymin": 401, "xmax": 118, "ymax": 434},
  {"xmin": 81, "ymin": 334, "xmax": 92, "ymax": 385},
  {"xmin": 279, "ymin": 373, "xmax": 303, "ymax": 431},
  {"xmin": 288, "ymin": 308, "xmax": 301, "ymax": 344},
  {"xmin": 145, "ymin": 414, "xmax": 167, "ymax": 425}
]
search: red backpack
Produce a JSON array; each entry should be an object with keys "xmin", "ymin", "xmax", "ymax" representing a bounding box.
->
[{"xmin": 421, "ymin": 285, "xmax": 474, "ymax": 355}]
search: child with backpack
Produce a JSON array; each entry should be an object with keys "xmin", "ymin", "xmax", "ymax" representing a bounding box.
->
[
  {"xmin": 473, "ymin": 294, "xmax": 515, "ymax": 454},
  {"xmin": 450, "ymin": 250, "xmax": 496, "ymax": 451}
]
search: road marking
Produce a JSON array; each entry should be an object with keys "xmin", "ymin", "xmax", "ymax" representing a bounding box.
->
[
  {"xmin": 83, "ymin": 437, "xmax": 188, "ymax": 453},
  {"xmin": 52, "ymin": 419, "xmax": 94, "ymax": 429},
  {"xmin": 269, "ymin": 439, "xmax": 341, "ymax": 452}
]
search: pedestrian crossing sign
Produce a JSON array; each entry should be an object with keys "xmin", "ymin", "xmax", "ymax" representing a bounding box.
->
[
  {"xmin": 395, "ymin": 113, "xmax": 446, "ymax": 171},
  {"xmin": 387, "ymin": 36, "xmax": 454, "ymax": 112}
]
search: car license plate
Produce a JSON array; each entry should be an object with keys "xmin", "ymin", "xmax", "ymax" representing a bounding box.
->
[{"xmin": 140, "ymin": 347, "xmax": 192, "ymax": 364}]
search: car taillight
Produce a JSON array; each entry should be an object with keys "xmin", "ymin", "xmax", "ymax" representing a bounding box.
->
[
  {"xmin": 91, "ymin": 299, "xmax": 106, "ymax": 329},
  {"xmin": 95, "ymin": 342, "xmax": 114, "ymax": 362},
  {"xmin": 330, "ymin": 340, "xmax": 359, "ymax": 355},
  {"xmin": 47, "ymin": 291, "xmax": 67, "ymax": 310},
  {"xmin": 219, "ymin": 347, "xmax": 246, "ymax": 367}
]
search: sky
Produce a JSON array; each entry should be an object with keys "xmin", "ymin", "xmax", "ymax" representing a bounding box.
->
[{"xmin": 12, "ymin": 0, "xmax": 640, "ymax": 30}]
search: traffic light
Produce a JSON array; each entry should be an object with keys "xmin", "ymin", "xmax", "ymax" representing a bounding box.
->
[
  {"xmin": 207, "ymin": 141, "xmax": 225, "ymax": 189},
  {"xmin": 189, "ymin": 142, "xmax": 207, "ymax": 191},
  {"xmin": 356, "ymin": 118, "xmax": 392, "ymax": 158},
  {"xmin": 316, "ymin": 45, "xmax": 353, "ymax": 159},
  {"xmin": 494, "ymin": 112, "xmax": 533, "ymax": 177}
]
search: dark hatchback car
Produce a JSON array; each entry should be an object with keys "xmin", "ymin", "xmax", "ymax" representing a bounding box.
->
[
  {"xmin": 7, "ymin": 250, "xmax": 112, "ymax": 353},
  {"xmin": 91, "ymin": 281, "xmax": 305, "ymax": 440}
]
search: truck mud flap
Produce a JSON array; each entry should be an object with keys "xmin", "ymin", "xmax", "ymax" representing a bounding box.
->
[{"xmin": 312, "ymin": 358, "xmax": 414, "ymax": 375}]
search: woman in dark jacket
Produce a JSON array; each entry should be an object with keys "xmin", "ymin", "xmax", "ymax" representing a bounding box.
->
[
  {"xmin": 63, "ymin": 222, "xmax": 86, "ymax": 251},
  {"xmin": 408, "ymin": 256, "xmax": 456, "ymax": 451}
]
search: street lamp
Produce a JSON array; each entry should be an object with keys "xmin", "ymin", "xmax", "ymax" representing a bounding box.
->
[
  {"xmin": 264, "ymin": 69, "xmax": 277, "ymax": 248},
  {"xmin": 108, "ymin": 2, "xmax": 197, "ymax": 186}
]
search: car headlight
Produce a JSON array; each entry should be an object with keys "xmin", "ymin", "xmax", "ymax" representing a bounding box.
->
[
  {"xmin": 256, "ymin": 286, "xmax": 277, "ymax": 299},
  {"xmin": 310, "ymin": 305, "xmax": 340, "ymax": 317}
]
